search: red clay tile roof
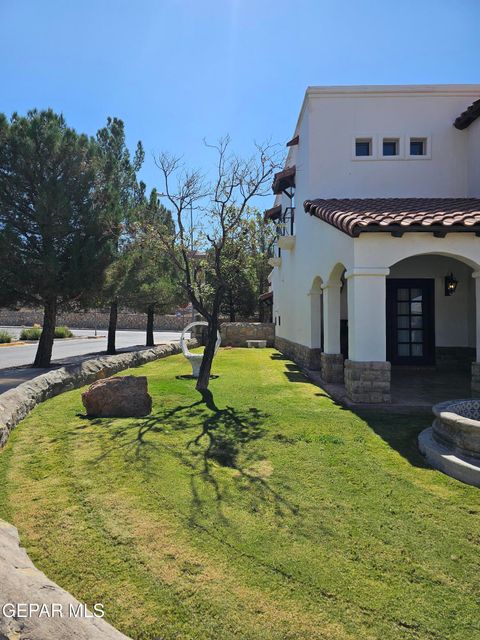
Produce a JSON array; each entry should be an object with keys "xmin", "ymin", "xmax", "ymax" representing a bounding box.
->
[
  {"xmin": 264, "ymin": 205, "xmax": 282, "ymax": 222},
  {"xmin": 454, "ymin": 99, "xmax": 480, "ymax": 130},
  {"xmin": 286, "ymin": 135, "xmax": 299, "ymax": 147},
  {"xmin": 272, "ymin": 165, "xmax": 296, "ymax": 194},
  {"xmin": 304, "ymin": 198, "xmax": 480, "ymax": 237}
]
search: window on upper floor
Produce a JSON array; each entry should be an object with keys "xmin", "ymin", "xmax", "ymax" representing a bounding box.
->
[
  {"xmin": 409, "ymin": 137, "xmax": 427, "ymax": 156},
  {"xmin": 355, "ymin": 138, "xmax": 372, "ymax": 157},
  {"xmin": 382, "ymin": 138, "xmax": 399, "ymax": 157}
]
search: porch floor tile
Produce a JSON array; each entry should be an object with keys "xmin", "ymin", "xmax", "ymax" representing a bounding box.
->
[{"xmin": 305, "ymin": 367, "xmax": 475, "ymax": 413}]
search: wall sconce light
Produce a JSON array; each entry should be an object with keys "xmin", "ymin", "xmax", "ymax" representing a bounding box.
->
[{"xmin": 445, "ymin": 272, "xmax": 458, "ymax": 296}]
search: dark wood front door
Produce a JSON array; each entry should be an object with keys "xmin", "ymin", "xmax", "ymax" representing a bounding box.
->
[{"xmin": 386, "ymin": 279, "xmax": 435, "ymax": 365}]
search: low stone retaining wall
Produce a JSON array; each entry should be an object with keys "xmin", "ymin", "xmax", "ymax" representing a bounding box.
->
[
  {"xmin": 0, "ymin": 340, "xmax": 198, "ymax": 640},
  {"xmin": 221, "ymin": 322, "xmax": 275, "ymax": 347},
  {"xmin": 274, "ymin": 336, "xmax": 321, "ymax": 370},
  {"xmin": 0, "ymin": 520, "xmax": 130, "ymax": 640},
  {"xmin": 0, "ymin": 340, "xmax": 196, "ymax": 448},
  {"xmin": 0, "ymin": 308, "xmax": 189, "ymax": 331}
]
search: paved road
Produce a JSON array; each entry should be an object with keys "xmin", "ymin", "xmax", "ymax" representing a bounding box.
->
[{"xmin": 0, "ymin": 328, "xmax": 187, "ymax": 394}]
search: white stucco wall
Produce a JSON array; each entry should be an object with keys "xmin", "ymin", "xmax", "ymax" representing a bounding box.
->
[
  {"xmin": 271, "ymin": 85, "xmax": 480, "ymax": 360},
  {"xmin": 303, "ymin": 85, "xmax": 480, "ymax": 198},
  {"xmin": 467, "ymin": 117, "xmax": 480, "ymax": 197}
]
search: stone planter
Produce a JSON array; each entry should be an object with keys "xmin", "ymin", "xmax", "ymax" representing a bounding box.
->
[{"xmin": 419, "ymin": 399, "xmax": 480, "ymax": 487}]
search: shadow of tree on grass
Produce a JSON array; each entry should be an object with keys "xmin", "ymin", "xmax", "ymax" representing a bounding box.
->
[{"xmin": 79, "ymin": 387, "xmax": 299, "ymax": 524}]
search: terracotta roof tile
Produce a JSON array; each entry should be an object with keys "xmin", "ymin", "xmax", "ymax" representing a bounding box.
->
[{"xmin": 304, "ymin": 198, "xmax": 480, "ymax": 237}]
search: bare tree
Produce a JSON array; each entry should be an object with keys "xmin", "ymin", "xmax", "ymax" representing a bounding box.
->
[{"xmin": 154, "ymin": 136, "xmax": 281, "ymax": 391}]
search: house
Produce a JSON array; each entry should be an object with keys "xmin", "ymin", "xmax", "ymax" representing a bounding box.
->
[{"xmin": 266, "ymin": 85, "xmax": 480, "ymax": 403}]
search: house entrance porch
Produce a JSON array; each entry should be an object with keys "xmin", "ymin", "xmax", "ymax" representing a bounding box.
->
[{"xmin": 303, "ymin": 249, "xmax": 480, "ymax": 404}]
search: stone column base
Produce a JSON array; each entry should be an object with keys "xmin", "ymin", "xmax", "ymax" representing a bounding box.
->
[
  {"xmin": 472, "ymin": 362, "xmax": 480, "ymax": 394},
  {"xmin": 320, "ymin": 353, "xmax": 344, "ymax": 383},
  {"xmin": 344, "ymin": 360, "xmax": 391, "ymax": 403}
]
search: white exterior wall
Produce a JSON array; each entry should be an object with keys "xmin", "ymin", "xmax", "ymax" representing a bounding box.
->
[
  {"xmin": 467, "ymin": 118, "xmax": 480, "ymax": 197},
  {"xmin": 270, "ymin": 85, "xmax": 480, "ymax": 359}
]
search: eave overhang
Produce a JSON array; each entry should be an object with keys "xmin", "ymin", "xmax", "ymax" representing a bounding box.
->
[
  {"xmin": 264, "ymin": 205, "xmax": 282, "ymax": 223},
  {"xmin": 272, "ymin": 166, "xmax": 296, "ymax": 194}
]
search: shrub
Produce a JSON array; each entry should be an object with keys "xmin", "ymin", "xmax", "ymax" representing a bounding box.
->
[
  {"xmin": 54, "ymin": 326, "xmax": 73, "ymax": 339},
  {"xmin": 20, "ymin": 326, "xmax": 42, "ymax": 341},
  {"xmin": 0, "ymin": 330, "xmax": 13, "ymax": 344}
]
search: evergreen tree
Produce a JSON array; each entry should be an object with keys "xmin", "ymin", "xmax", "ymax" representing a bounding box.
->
[
  {"xmin": 0, "ymin": 109, "xmax": 121, "ymax": 367},
  {"xmin": 124, "ymin": 190, "xmax": 181, "ymax": 346},
  {"xmin": 95, "ymin": 117, "xmax": 144, "ymax": 354}
]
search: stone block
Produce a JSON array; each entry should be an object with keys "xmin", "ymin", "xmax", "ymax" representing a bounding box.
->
[
  {"xmin": 320, "ymin": 352, "xmax": 344, "ymax": 383},
  {"xmin": 344, "ymin": 360, "xmax": 391, "ymax": 404},
  {"xmin": 82, "ymin": 376, "xmax": 152, "ymax": 417}
]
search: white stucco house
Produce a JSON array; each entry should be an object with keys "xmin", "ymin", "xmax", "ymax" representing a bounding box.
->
[{"xmin": 265, "ymin": 84, "xmax": 480, "ymax": 403}]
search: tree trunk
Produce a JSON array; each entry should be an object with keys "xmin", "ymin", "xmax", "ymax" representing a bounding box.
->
[
  {"xmin": 33, "ymin": 297, "xmax": 57, "ymax": 368},
  {"xmin": 196, "ymin": 319, "xmax": 219, "ymax": 391},
  {"xmin": 107, "ymin": 300, "xmax": 118, "ymax": 354},
  {"xmin": 146, "ymin": 304, "xmax": 155, "ymax": 347}
]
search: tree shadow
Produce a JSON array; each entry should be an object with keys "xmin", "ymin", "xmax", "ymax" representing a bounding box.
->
[
  {"xmin": 175, "ymin": 374, "xmax": 219, "ymax": 380},
  {"xmin": 81, "ymin": 387, "xmax": 299, "ymax": 525}
]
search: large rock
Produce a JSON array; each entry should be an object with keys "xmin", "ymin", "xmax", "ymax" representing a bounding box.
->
[{"xmin": 82, "ymin": 376, "xmax": 152, "ymax": 417}]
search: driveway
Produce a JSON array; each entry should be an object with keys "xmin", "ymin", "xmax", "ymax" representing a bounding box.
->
[{"xmin": 0, "ymin": 328, "xmax": 187, "ymax": 393}]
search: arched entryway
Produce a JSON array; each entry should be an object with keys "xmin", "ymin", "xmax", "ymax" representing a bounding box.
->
[{"xmin": 387, "ymin": 252, "xmax": 477, "ymax": 376}]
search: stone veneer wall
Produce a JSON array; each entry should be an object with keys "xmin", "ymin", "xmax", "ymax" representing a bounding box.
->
[
  {"xmin": 221, "ymin": 322, "xmax": 275, "ymax": 347},
  {"xmin": 436, "ymin": 347, "xmax": 476, "ymax": 372},
  {"xmin": 0, "ymin": 308, "xmax": 189, "ymax": 331},
  {"xmin": 0, "ymin": 340, "xmax": 197, "ymax": 448},
  {"xmin": 275, "ymin": 336, "xmax": 322, "ymax": 370},
  {"xmin": 344, "ymin": 360, "xmax": 391, "ymax": 403},
  {"xmin": 472, "ymin": 363, "xmax": 480, "ymax": 394},
  {"xmin": 320, "ymin": 353, "xmax": 344, "ymax": 383}
]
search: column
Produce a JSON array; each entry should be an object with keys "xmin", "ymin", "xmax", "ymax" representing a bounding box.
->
[
  {"xmin": 344, "ymin": 268, "xmax": 391, "ymax": 403},
  {"xmin": 320, "ymin": 283, "xmax": 343, "ymax": 382},
  {"xmin": 472, "ymin": 272, "xmax": 480, "ymax": 392}
]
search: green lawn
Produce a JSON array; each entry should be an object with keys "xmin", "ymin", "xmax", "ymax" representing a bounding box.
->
[{"xmin": 1, "ymin": 348, "xmax": 479, "ymax": 640}]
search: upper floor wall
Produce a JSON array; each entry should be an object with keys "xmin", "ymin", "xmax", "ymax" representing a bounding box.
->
[{"xmin": 294, "ymin": 85, "xmax": 480, "ymax": 200}]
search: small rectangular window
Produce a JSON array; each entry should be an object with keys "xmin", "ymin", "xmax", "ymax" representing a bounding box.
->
[
  {"xmin": 383, "ymin": 138, "xmax": 399, "ymax": 156},
  {"xmin": 355, "ymin": 139, "xmax": 371, "ymax": 157},
  {"xmin": 410, "ymin": 138, "xmax": 426, "ymax": 156}
]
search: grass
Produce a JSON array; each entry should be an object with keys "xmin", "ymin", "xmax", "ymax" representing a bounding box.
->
[
  {"xmin": 19, "ymin": 326, "xmax": 43, "ymax": 340},
  {"xmin": 0, "ymin": 330, "xmax": 13, "ymax": 343},
  {"xmin": 0, "ymin": 348, "xmax": 479, "ymax": 640},
  {"xmin": 19, "ymin": 325, "xmax": 73, "ymax": 340}
]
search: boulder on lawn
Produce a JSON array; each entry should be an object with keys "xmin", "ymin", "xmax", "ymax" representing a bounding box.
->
[{"xmin": 81, "ymin": 376, "xmax": 152, "ymax": 417}]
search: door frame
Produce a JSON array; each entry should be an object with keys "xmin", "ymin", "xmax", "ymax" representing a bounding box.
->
[{"xmin": 386, "ymin": 278, "xmax": 436, "ymax": 366}]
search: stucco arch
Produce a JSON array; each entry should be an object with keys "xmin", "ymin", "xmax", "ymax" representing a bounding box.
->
[
  {"xmin": 357, "ymin": 234, "xmax": 480, "ymax": 274},
  {"xmin": 327, "ymin": 262, "xmax": 347, "ymax": 286},
  {"xmin": 388, "ymin": 252, "xmax": 478, "ymax": 359},
  {"xmin": 389, "ymin": 250, "xmax": 480, "ymax": 272}
]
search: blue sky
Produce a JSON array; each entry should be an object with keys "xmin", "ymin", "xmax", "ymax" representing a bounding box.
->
[{"xmin": 1, "ymin": 0, "xmax": 479, "ymax": 200}]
